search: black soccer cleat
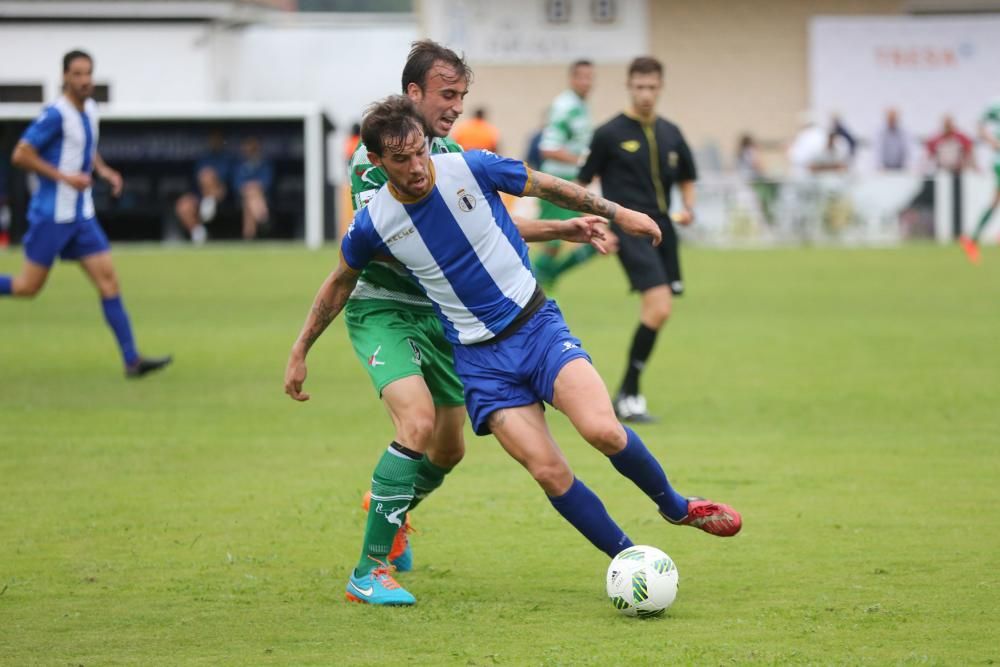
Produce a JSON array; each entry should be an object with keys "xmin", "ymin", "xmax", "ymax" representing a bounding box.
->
[{"xmin": 126, "ymin": 355, "xmax": 173, "ymax": 379}]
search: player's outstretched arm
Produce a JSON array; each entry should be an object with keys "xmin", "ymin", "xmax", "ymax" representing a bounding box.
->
[
  {"xmin": 284, "ymin": 257, "xmax": 360, "ymax": 402},
  {"xmin": 513, "ymin": 215, "xmax": 616, "ymax": 254},
  {"xmin": 524, "ymin": 169, "xmax": 661, "ymax": 246}
]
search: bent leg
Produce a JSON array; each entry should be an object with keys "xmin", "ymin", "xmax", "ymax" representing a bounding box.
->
[
  {"xmin": 488, "ymin": 403, "xmax": 631, "ymax": 557},
  {"xmin": 1, "ymin": 259, "xmax": 50, "ymax": 297},
  {"xmin": 553, "ymin": 358, "xmax": 689, "ymax": 520}
]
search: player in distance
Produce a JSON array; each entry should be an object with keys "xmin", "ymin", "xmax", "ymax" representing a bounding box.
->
[
  {"xmin": 0, "ymin": 50, "xmax": 171, "ymax": 378},
  {"xmin": 284, "ymin": 95, "xmax": 741, "ymax": 605}
]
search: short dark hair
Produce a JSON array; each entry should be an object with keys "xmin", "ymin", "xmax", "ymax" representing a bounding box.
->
[
  {"xmin": 628, "ymin": 56, "xmax": 663, "ymax": 78},
  {"xmin": 570, "ymin": 59, "xmax": 593, "ymax": 73},
  {"xmin": 401, "ymin": 39, "xmax": 473, "ymax": 92},
  {"xmin": 63, "ymin": 49, "xmax": 92, "ymax": 73},
  {"xmin": 361, "ymin": 95, "xmax": 425, "ymax": 156}
]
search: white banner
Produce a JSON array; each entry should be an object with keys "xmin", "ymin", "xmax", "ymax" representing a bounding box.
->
[
  {"xmin": 422, "ymin": 0, "xmax": 648, "ymax": 64},
  {"xmin": 810, "ymin": 15, "xmax": 1000, "ymax": 140}
]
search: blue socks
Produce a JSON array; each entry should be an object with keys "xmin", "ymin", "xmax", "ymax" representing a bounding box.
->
[
  {"xmin": 609, "ymin": 425, "xmax": 689, "ymax": 521},
  {"xmin": 0, "ymin": 275, "xmax": 11, "ymax": 295},
  {"xmin": 101, "ymin": 296, "xmax": 139, "ymax": 366},
  {"xmin": 548, "ymin": 477, "xmax": 633, "ymax": 558}
]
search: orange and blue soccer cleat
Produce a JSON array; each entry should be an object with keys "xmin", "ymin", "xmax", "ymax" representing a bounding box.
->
[
  {"xmin": 361, "ymin": 491, "xmax": 413, "ymax": 572},
  {"xmin": 662, "ymin": 497, "xmax": 742, "ymax": 537},
  {"xmin": 345, "ymin": 560, "xmax": 415, "ymax": 606}
]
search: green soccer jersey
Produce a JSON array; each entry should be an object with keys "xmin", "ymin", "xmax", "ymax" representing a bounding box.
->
[
  {"xmin": 539, "ymin": 90, "xmax": 592, "ymax": 180},
  {"xmin": 347, "ymin": 136, "xmax": 463, "ymax": 307},
  {"xmin": 983, "ymin": 99, "xmax": 1000, "ymax": 166}
]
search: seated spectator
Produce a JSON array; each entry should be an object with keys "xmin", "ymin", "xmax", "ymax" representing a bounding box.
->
[
  {"xmin": 452, "ymin": 108, "xmax": 500, "ymax": 151},
  {"xmin": 175, "ymin": 130, "xmax": 235, "ymax": 244},
  {"xmin": 875, "ymin": 108, "xmax": 910, "ymax": 171},
  {"xmin": 233, "ymin": 136, "xmax": 274, "ymax": 240},
  {"xmin": 926, "ymin": 115, "xmax": 975, "ymax": 174}
]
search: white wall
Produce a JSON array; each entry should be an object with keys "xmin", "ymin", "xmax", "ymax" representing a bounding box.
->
[
  {"xmin": 0, "ymin": 23, "xmax": 217, "ymax": 102},
  {"xmin": 223, "ymin": 21, "xmax": 417, "ymax": 180},
  {"xmin": 810, "ymin": 15, "xmax": 1000, "ymax": 140},
  {"xmin": 0, "ymin": 18, "xmax": 419, "ymax": 183}
]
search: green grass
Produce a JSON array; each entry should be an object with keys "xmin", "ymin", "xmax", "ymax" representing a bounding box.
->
[{"xmin": 1, "ymin": 243, "xmax": 999, "ymax": 666}]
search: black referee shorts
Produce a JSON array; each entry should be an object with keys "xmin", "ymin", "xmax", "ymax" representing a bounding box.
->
[{"xmin": 613, "ymin": 216, "xmax": 683, "ymax": 295}]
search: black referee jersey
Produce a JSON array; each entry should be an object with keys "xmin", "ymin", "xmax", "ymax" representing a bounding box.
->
[{"xmin": 578, "ymin": 112, "xmax": 696, "ymax": 219}]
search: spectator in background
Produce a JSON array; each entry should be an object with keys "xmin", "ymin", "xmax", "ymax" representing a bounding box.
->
[
  {"xmin": 788, "ymin": 112, "xmax": 851, "ymax": 176},
  {"xmin": 926, "ymin": 115, "xmax": 975, "ymax": 174},
  {"xmin": 175, "ymin": 130, "xmax": 235, "ymax": 244},
  {"xmin": 233, "ymin": 136, "xmax": 273, "ymax": 240},
  {"xmin": 831, "ymin": 114, "xmax": 857, "ymax": 160},
  {"xmin": 875, "ymin": 108, "xmax": 910, "ymax": 171},
  {"xmin": 452, "ymin": 108, "xmax": 500, "ymax": 151},
  {"xmin": 736, "ymin": 133, "xmax": 774, "ymax": 224},
  {"xmin": 344, "ymin": 122, "xmax": 361, "ymax": 163}
]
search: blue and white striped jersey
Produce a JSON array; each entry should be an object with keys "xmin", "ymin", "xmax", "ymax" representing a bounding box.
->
[
  {"xmin": 341, "ymin": 150, "xmax": 537, "ymax": 345},
  {"xmin": 20, "ymin": 96, "xmax": 99, "ymax": 224}
]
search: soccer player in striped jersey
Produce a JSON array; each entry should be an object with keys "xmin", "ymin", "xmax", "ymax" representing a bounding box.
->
[
  {"xmin": 1, "ymin": 50, "xmax": 171, "ymax": 378},
  {"xmin": 327, "ymin": 42, "xmax": 612, "ymax": 606},
  {"xmin": 284, "ymin": 96, "xmax": 742, "ymax": 605}
]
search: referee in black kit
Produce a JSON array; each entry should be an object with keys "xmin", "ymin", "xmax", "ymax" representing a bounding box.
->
[{"xmin": 579, "ymin": 56, "xmax": 697, "ymax": 423}]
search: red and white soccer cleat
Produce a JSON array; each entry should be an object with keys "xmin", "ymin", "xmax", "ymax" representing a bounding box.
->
[{"xmin": 662, "ymin": 497, "xmax": 742, "ymax": 537}]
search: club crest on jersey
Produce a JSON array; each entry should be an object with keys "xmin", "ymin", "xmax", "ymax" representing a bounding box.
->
[
  {"xmin": 457, "ymin": 188, "xmax": 477, "ymax": 212},
  {"xmin": 668, "ymin": 151, "xmax": 679, "ymax": 168},
  {"xmin": 620, "ymin": 140, "xmax": 641, "ymax": 153}
]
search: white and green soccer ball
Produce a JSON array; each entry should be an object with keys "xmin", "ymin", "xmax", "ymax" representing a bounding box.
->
[{"xmin": 606, "ymin": 545, "xmax": 679, "ymax": 618}]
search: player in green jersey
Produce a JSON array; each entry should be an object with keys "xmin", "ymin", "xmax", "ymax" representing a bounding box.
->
[
  {"xmin": 533, "ymin": 60, "xmax": 601, "ymax": 288},
  {"xmin": 961, "ymin": 98, "xmax": 1000, "ymax": 263},
  {"xmin": 295, "ymin": 41, "xmax": 611, "ymax": 605}
]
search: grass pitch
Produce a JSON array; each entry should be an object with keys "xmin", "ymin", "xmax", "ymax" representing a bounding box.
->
[{"xmin": 1, "ymin": 243, "xmax": 998, "ymax": 665}]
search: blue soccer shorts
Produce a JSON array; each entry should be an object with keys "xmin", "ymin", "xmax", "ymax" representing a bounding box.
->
[
  {"xmin": 23, "ymin": 217, "xmax": 111, "ymax": 268},
  {"xmin": 452, "ymin": 300, "xmax": 592, "ymax": 435}
]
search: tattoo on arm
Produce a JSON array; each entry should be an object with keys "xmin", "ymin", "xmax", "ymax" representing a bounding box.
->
[
  {"xmin": 526, "ymin": 171, "xmax": 617, "ymax": 222},
  {"xmin": 299, "ymin": 269, "xmax": 356, "ymax": 351},
  {"xmin": 303, "ymin": 298, "xmax": 338, "ymax": 349}
]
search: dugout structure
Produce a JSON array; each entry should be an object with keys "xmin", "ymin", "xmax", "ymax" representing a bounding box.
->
[{"xmin": 0, "ymin": 103, "xmax": 334, "ymax": 248}]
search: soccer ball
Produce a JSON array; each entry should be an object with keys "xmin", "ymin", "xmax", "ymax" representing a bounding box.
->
[{"xmin": 606, "ymin": 545, "xmax": 679, "ymax": 618}]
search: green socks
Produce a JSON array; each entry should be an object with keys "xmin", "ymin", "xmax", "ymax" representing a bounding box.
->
[
  {"xmin": 355, "ymin": 444, "xmax": 421, "ymax": 575},
  {"xmin": 972, "ymin": 206, "xmax": 995, "ymax": 243},
  {"xmin": 409, "ymin": 457, "xmax": 452, "ymax": 512}
]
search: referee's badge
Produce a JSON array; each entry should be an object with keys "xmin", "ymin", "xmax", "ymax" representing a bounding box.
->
[{"xmin": 457, "ymin": 188, "xmax": 477, "ymax": 212}]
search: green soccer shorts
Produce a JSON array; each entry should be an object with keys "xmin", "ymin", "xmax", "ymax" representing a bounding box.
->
[{"xmin": 344, "ymin": 300, "xmax": 465, "ymax": 406}]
